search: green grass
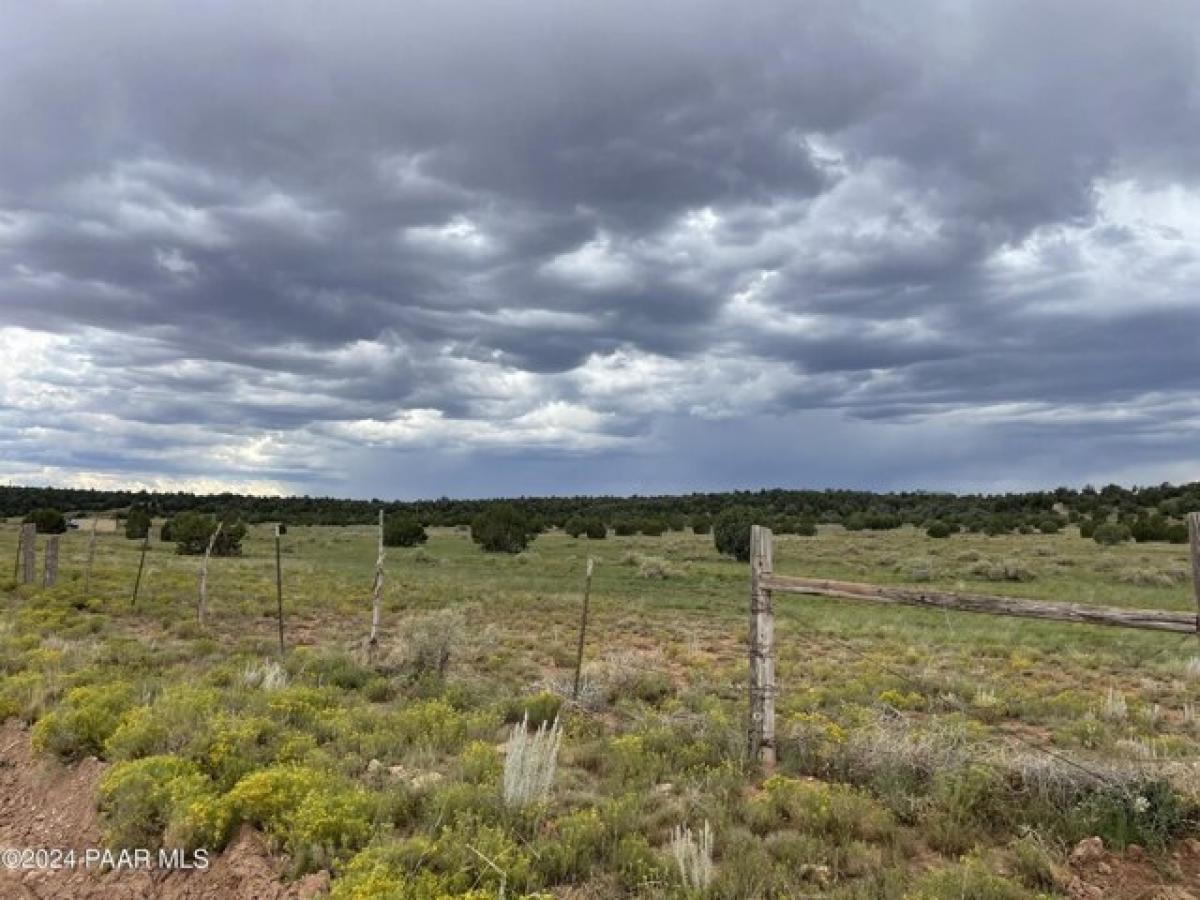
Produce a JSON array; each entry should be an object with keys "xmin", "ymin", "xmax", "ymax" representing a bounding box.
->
[{"xmin": 2, "ymin": 520, "xmax": 1198, "ymax": 897}]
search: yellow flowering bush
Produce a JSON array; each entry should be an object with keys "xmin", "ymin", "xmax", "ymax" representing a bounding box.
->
[{"xmin": 31, "ymin": 682, "xmax": 137, "ymax": 760}]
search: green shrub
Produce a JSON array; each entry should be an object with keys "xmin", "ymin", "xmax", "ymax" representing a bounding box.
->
[
  {"xmin": 31, "ymin": 682, "xmax": 138, "ymax": 761},
  {"xmin": 125, "ymin": 506, "xmax": 152, "ymax": 540},
  {"xmin": 383, "ymin": 514, "xmax": 427, "ymax": 547},
  {"xmin": 613, "ymin": 520, "xmax": 637, "ymax": 536},
  {"xmin": 713, "ymin": 507, "xmax": 755, "ymax": 562},
  {"xmin": 105, "ymin": 685, "xmax": 223, "ymax": 759},
  {"xmin": 534, "ymin": 807, "xmax": 608, "ymax": 884},
  {"xmin": 168, "ymin": 511, "xmax": 247, "ymax": 556},
  {"xmin": 192, "ymin": 713, "xmax": 285, "ymax": 789},
  {"xmin": 504, "ymin": 691, "xmax": 562, "ymax": 728},
  {"xmin": 1074, "ymin": 778, "xmax": 1197, "ymax": 850},
  {"xmin": 385, "ymin": 609, "xmax": 466, "ymax": 680},
  {"xmin": 908, "ymin": 855, "xmax": 1036, "ymax": 900},
  {"xmin": 746, "ymin": 775, "xmax": 894, "ymax": 845},
  {"xmin": 471, "ymin": 504, "xmax": 535, "ymax": 553},
  {"xmin": 638, "ymin": 517, "xmax": 667, "ymax": 537},
  {"xmin": 334, "ymin": 817, "xmax": 534, "ymax": 897},
  {"xmin": 23, "ymin": 508, "xmax": 66, "ymax": 534},
  {"xmin": 332, "ymin": 847, "xmax": 497, "ymax": 900},
  {"xmin": 99, "ymin": 755, "xmax": 221, "ymax": 849},
  {"xmin": 925, "ymin": 520, "xmax": 954, "ymax": 539},
  {"xmin": 223, "ymin": 765, "xmax": 374, "ymax": 860},
  {"xmin": 691, "ymin": 515, "xmax": 712, "ymax": 535},
  {"xmin": 1092, "ymin": 522, "xmax": 1131, "ymax": 545}
]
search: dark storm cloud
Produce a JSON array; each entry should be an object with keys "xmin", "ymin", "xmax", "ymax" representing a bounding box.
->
[{"xmin": 1, "ymin": 0, "xmax": 1199, "ymax": 495}]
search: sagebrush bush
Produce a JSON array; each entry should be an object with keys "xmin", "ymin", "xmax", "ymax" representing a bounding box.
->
[
  {"xmin": 969, "ymin": 558, "xmax": 1036, "ymax": 582},
  {"xmin": 385, "ymin": 609, "xmax": 466, "ymax": 680}
]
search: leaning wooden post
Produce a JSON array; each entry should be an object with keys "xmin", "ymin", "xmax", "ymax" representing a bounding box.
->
[
  {"xmin": 42, "ymin": 536, "xmax": 60, "ymax": 587},
  {"xmin": 19, "ymin": 523, "xmax": 36, "ymax": 584},
  {"xmin": 197, "ymin": 521, "xmax": 223, "ymax": 625},
  {"xmin": 1188, "ymin": 512, "xmax": 1200, "ymax": 644},
  {"xmin": 131, "ymin": 531, "xmax": 149, "ymax": 607},
  {"xmin": 83, "ymin": 516, "xmax": 99, "ymax": 599},
  {"xmin": 274, "ymin": 524, "xmax": 285, "ymax": 654},
  {"xmin": 572, "ymin": 557, "xmax": 596, "ymax": 700},
  {"xmin": 368, "ymin": 510, "xmax": 385, "ymax": 656},
  {"xmin": 748, "ymin": 524, "xmax": 776, "ymax": 770}
]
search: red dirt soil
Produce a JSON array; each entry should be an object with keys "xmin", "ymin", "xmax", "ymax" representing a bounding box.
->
[{"xmin": 0, "ymin": 721, "xmax": 329, "ymax": 899}]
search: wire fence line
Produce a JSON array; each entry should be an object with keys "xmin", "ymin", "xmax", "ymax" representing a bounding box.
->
[{"xmin": 749, "ymin": 524, "xmax": 1200, "ymax": 800}]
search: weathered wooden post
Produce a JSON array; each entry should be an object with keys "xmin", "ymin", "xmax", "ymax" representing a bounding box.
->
[
  {"xmin": 42, "ymin": 536, "xmax": 59, "ymax": 587},
  {"xmin": 131, "ymin": 532, "xmax": 149, "ymax": 607},
  {"xmin": 572, "ymin": 557, "xmax": 596, "ymax": 700},
  {"xmin": 368, "ymin": 509, "xmax": 385, "ymax": 656},
  {"xmin": 275, "ymin": 523, "xmax": 285, "ymax": 654},
  {"xmin": 197, "ymin": 521, "xmax": 223, "ymax": 624},
  {"xmin": 19, "ymin": 523, "xmax": 36, "ymax": 584},
  {"xmin": 83, "ymin": 516, "xmax": 99, "ymax": 599},
  {"xmin": 748, "ymin": 524, "xmax": 776, "ymax": 770},
  {"xmin": 1188, "ymin": 512, "xmax": 1200, "ymax": 643}
]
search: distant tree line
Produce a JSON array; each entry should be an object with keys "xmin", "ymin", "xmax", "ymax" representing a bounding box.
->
[{"xmin": 4, "ymin": 482, "xmax": 1198, "ymax": 546}]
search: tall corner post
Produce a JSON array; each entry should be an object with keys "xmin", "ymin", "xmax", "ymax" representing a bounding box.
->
[
  {"xmin": 1188, "ymin": 512, "xmax": 1200, "ymax": 643},
  {"xmin": 748, "ymin": 524, "xmax": 776, "ymax": 771}
]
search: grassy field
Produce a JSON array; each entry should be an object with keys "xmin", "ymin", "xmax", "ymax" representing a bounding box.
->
[{"xmin": 2, "ymin": 520, "xmax": 1199, "ymax": 898}]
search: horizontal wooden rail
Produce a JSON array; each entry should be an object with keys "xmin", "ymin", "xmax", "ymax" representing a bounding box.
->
[{"xmin": 761, "ymin": 574, "xmax": 1199, "ymax": 634}]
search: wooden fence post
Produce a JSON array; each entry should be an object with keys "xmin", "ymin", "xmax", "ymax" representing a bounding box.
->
[
  {"xmin": 19, "ymin": 524, "xmax": 36, "ymax": 584},
  {"xmin": 572, "ymin": 557, "xmax": 595, "ymax": 700},
  {"xmin": 1188, "ymin": 512, "xmax": 1200, "ymax": 643},
  {"xmin": 42, "ymin": 536, "xmax": 59, "ymax": 587},
  {"xmin": 748, "ymin": 525, "xmax": 776, "ymax": 770},
  {"xmin": 131, "ymin": 532, "xmax": 149, "ymax": 607},
  {"xmin": 275, "ymin": 524, "xmax": 285, "ymax": 654},
  {"xmin": 83, "ymin": 516, "xmax": 99, "ymax": 599},
  {"xmin": 197, "ymin": 522, "xmax": 223, "ymax": 625},
  {"xmin": 368, "ymin": 510, "xmax": 385, "ymax": 655}
]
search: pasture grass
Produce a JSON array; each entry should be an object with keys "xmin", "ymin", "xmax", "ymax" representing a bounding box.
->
[{"xmin": 2, "ymin": 519, "xmax": 1199, "ymax": 897}]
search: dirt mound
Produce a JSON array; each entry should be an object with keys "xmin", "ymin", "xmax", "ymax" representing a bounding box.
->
[
  {"xmin": 1065, "ymin": 836, "xmax": 1200, "ymax": 900},
  {"xmin": 0, "ymin": 721, "xmax": 329, "ymax": 899}
]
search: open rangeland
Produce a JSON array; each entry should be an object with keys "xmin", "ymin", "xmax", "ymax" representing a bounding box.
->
[{"xmin": 2, "ymin": 521, "xmax": 1199, "ymax": 898}]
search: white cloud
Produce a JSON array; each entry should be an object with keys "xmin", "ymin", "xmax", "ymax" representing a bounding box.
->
[{"xmin": 540, "ymin": 232, "xmax": 641, "ymax": 292}]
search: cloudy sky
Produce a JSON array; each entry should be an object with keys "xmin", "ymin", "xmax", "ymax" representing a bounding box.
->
[{"xmin": 1, "ymin": 0, "xmax": 1198, "ymax": 499}]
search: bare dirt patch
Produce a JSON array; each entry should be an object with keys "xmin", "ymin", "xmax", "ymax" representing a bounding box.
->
[
  {"xmin": 0, "ymin": 721, "xmax": 328, "ymax": 899},
  {"xmin": 1064, "ymin": 836, "xmax": 1200, "ymax": 900}
]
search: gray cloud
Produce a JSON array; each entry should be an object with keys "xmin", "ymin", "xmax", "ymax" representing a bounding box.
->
[{"xmin": 1, "ymin": 0, "xmax": 1198, "ymax": 496}]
